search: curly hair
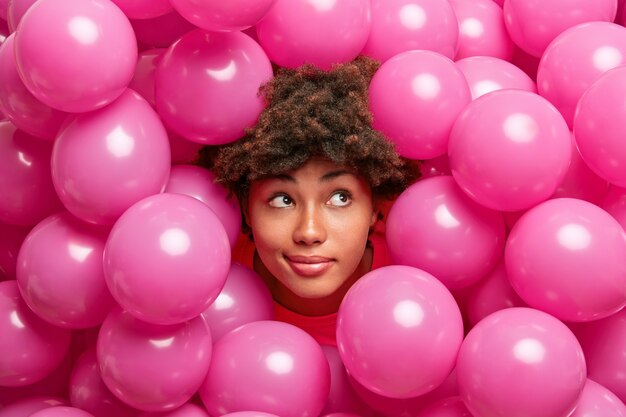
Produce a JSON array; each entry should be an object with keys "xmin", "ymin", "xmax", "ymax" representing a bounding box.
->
[{"xmin": 196, "ymin": 56, "xmax": 419, "ymax": 231}]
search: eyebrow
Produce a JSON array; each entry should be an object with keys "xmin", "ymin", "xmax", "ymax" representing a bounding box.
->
[{"xmin": 272, "ymin": 169, "xmax": 352, "ymax": 183}]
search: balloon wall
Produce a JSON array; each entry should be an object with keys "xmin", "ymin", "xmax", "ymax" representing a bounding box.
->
[{"xmin": 2, "ymin": 0, "xmax": 626, "ymax": 416}]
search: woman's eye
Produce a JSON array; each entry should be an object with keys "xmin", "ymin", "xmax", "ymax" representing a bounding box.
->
[
  {"xmin": 269, "ymin": 195, "xmax": 294, "ymax": 208},
  {"xmin": 328, "ymin": 192, "xmax": 351, "ymax": 207}
]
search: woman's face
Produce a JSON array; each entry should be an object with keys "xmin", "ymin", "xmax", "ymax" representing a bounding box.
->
[{"xmin": 246, "ymin": 157, "xmax": 377, "ymax": 311}]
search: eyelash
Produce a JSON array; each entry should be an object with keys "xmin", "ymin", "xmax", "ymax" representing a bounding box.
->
[{"xmin": 268, "ymin": 191, "xmax": 353, "ymax": 208}]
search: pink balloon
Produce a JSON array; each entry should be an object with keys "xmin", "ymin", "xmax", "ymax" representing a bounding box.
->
[
  {"xmin": 130, "ymin": 11, "xmax": 195, "ymax": 49},
  {"xmin": 69, "ymin": 347, "xmax": 141, "ymax": 417},
  {"xmin": 419, "ymin": 155, "xmax": 451, "ymax": 178},
  {"xmin": 255, "ymin": 0, "xmax": 370, "ymax": 69},
  {"xmin": 139, "ymin": 403, "xmax": 210, "ymax": 417},
  {"xmin": 448, "ymin": 89, "xmax": 571, "ymax": 212},
  {"xmin": 155, "ymin": 29, "xmax": 272, "ymax": 145},
  {"xmin": 570, "ymin": 379, "xmax": 626, "ymax": 417},
  {"xmin": 369, "ymin": 50, "xmax": 471, "ymax": 160},
  {"xmin": 201, "ymin": 262, "xmax": 273, "ymax": 342},
  {"xmin": 449, "ymin": 0, "xmax": 514, "ymax": 60},
  {"xmin": 103, "ymin": 193, "xmax": 231, "ymax": 325},
  {"xmin": 538, "ymin": 22, "xmax": 626, "ymax": 128},
  {"xmin": 98, "ymin": 307, "xmax": 212, "ymax": 412},
  {"xmin": 128, "ymin": 48, "xmax": 165, "ymax": 109},
  {"xmin": 200, "ymin": 320, "xmax": 330, "ymax": 417},
  {"xmin": 171, "ymin": 0, "xmax": 277, "ymax": 31},
  {"xmin": 165, "ymin": 165, "xmax": 241, "ymax": 249},
  {"xmin": 51, "ymin": 89, "xmax": 171, "ymax": 226},
  {"xmin": 0, "ymin": 34, "xmax": 67, "ymax": 140},
  {"xmin": 168, "ymin": 132, "xmax": 203, "ymax": 165},
  {"xmin": 457, "ymin": 307, "xmax": 586, "ymax": 417},
  {"xmin": 337, "ymin": 265, "xmax": 463, "ymax": 398},
  {"xmin": 386, "ymin": 176, "xmax": 506, "ymax": 290},
  {"xmin": 0, "ymin": 396, "xmax": 66, "ymax": 417},
  {"xmin": 0, "ymin": 280, "xmax": 71, "ymax": 387},
  {"xmin": 416, "ymin": 397, "xmax": 472, "ymax": 417},
  {"xmin": 0, "ymin": 221, "xmax": 29, "ymax": 280},
  {"xmin": 30, "ymin": 407, "xmax": 95, "ymax": 417},
  {"xmin": 363, "ymin": 0, "xmax": 458, "ymax": 62},
  {"xmin": 110, "ymin": 0, "xmax": 172, "ymax": 20},
  {"xmin": 455, "ymin": 56, "xmax": 536, "ymax": 100},
  {"xmin": 574, "ymin": 65, "xmax": 626, "ymax": 187},
  {"xmin": 0, "ymin": 122, "xmax": 64, "ymax": 226},
  {"xmin": 6, "ymin": 0, "xmax": 36, "ymax": 32},
  {"xmin": 600, "ymin": 185, "xmax": 626, "ymax": 229},
  {"xmin": 13, "ymin": 0, "xmax": 137, "ymax": 113},
  {"xmin": 503, "ymin": 0, "xmax": 617, "ymax": 57},
  {"xmin": 0, "ymin": 0, "xmax": 7, "ymax": 19}
]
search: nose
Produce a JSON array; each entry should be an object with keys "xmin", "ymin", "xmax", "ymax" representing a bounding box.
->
[{"xmin": 293, "ymin": 204, "xmax": 326, "ymax": 245}]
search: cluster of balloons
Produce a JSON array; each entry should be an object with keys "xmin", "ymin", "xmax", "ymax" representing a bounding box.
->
[{"xmin": 3, "ymin": 0, "xmax": 626, "ymax": 416}]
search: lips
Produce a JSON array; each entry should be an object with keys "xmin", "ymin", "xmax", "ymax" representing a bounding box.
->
[{"xmin": 285, "ymin": 255, "xmax": 334, "ymax": 277}]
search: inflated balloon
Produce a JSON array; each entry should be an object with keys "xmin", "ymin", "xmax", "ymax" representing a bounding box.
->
[
  {"xmin": 69, "ymin": 347, "xmax": 141, "ymax": 417},
  {"xmin": 457, "ymin": 307, "xmax": 586, "ymax": 417},
  {"xmin": 569, "ymin": 379, "xmax": 626, "ymax": 417},
  {"xmin": 139, "ymin": 403, "xmax": 210, "ymax": 417},
  {"xmin": 0, "ymin": 396, "xmax": 66, "ymax": 417},
  {"xmin": 51, "ymin": 89, "xmax": 171, "ymax": 226},
  {"xmin": 416, "ymin": 397, "xmax": 472, "ymax": 417},
  {"xmin": 171, "ymin": 0, "xmax": 277, "ymax": 31},
  {"xmin": 538, "ymin": 22, "xmax": 626, "ymax": 127},
  {"xmin": 574, "ymin": 65, "xmax": 626, "ymax": 187},
  {"xmin": 0, "ymin": 280, "xmax": 71, "ymax": 387},
  {"xmin": 0, "ymin": 0, "xmax": 7, "ymax": 19},
  {"xmin": 369, "ymin": 50, "xmax": 471, "ymax": 160},
  {"xmin": 128, "ymin": 49, "xmax": 165, "ymax": 109},
  {"xmin": 98, "ymin": 307, "xmax": 212, "ymax": 412},
  {"xmin": 386, "ymin": 176, "xmax": 506, "ymax": 290},
  {"xmin": 29, "ymin": 406, "xmax": 95, "ymax": 417},
  {"xmin": 0, "ymin": 122, "xmax": 64, "ymax": 226},
  {"xmin": 0, "ymin": 34, "xmax": 67, "ymax": 140},
  {"xmin": 200, "ymin": 321, "xmax": 330, "ymax": 417},
  {"xmin": 155, "ymin": 29, "xmax": 273, "ymax": 144},
  {"xmin": 503, "ymin": 0, "xmax": 617, "ymax": 57},
  {"xmin": 0, "ymin": 221, "xmax": 29, "ymax": 280},
  {"xmin": 104, "ymin": 193, "xmax": 230, "ymax": 325},
  {"xmin": 363, "ymin": 0, "xmax": 458, "ymax": 62},
  {"xmin": 6, "ymin": 0, "xmax": 36, "ymax": 32},
  {"xmin": 337, "ymin": 265, "xmax": 463, "ymax": 398},
  {"xmin": 255, "ymin": 0, "xmax": 370, "ymax": 69},
  {"xmin": 109, "ymin": 0, "xmax": 172, "ymax": 20},
  {"xmin": 201, "ymin": 262, "xmax": 273, "ymax": 342},
  {"xmin": 165, "ymin": 165, "xmax": 241, "ymax": 249},
  {"xmin": 130, "ymin": 11, "xmax": 195, "ymax": 49},
  {"xmin": 448, "ymin": 89, "xmax": 571, "ymax": 212},
  {"xmin": 600, "ymin": 185, "xmax": 626, "ymax": 229},
  {"xmin": 449, "ymin": 0, "xmax": 514, "ymax": 60},
  {"xmin": 455, "ymin": 56, "xmax": 536, "ymax": 100},
  {"xmin": 13, "ymin": 0, "xmax": 137, "ymax": 113}
]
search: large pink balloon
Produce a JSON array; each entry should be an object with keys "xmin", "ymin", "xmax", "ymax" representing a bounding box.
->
[
  {"xmin": 255, "ymin": 0, "xmax": 370, "ymax": 69},
  {"xmin": 110, "ymin": 0, "xmax": 172, "ymax": 20},
  {"xmin": 363, "ymin": 0, "xmax": 458, "ymax": 62},
  {"xmin": 448, "ymin": 89, "xmax": 571, "ymax": 212},
  {"xmin": 574, "ymin": 65, "xmax": 626, "ymax": 187},
  {"xmin": 0, "ymin": 221, "xmax": 29, "ymax": 280},
  {"xmin": 0, "ymin": 280, "xmax": 71, "ymax": 387},
  {"xmin": 30, "ymin": 407, "xmax": 95, "ymax": 417},
  {"xmin": 416, "ymin": 397, "xmax": 472, "ymax": 417},
  {"xmin": 165, "ymin": 165, "xmax": 241, "ymax": 248},
  {"xmin": 455, "ymin": 56, "xmax": 536, "ymax": 100},
  {"xmin": 369, "ymin": 50, "xmax": 471, "ymax": 160},
  {"xmin": 503, "ymin": 0, "xmax": 617, "ymax": 57},
  {"xmin": 103, "ymin": 193, "xmax": 231, "ymax": 325},
  {"xmin": 538, "ymin": 22, "xmax": 626, "ymax": 128},
  {"xmin": 386, "ymin": 176, "xmax": 505, "ymax": 290},
  {"xmin": 13, "ymin": 0, "xmax": 137, "ymax": 113},
  {"xmin": 570, "ymin": 379, "xmax": 626, "ymax": 417},
  {"xmin": 201, "ymin": 262, "xmax": 273, "ymax": 342},
  {"xmin": 171, "ymin": 0, "xmax": 277, "ymax": 32},
  {"xmin": 130, "ymin": 11, "xmax": 195, "ymax": 49},
  {"xmin": 155, "ymin": 29, "xmax": 272, "ymax": 144},
  {"xmin": 337, "ymin": 265, "xmax": 463, "ymax": 398},
  {"xmin": 0, "ymin": 396, "xmax": 66, "ymax": 417},
  {"xmin": 139, "ymin": 403, "xmax": 210, "ymax": 417},
  {"xmin": 200, "ymin": 320, "xmax": 330, "ymax": 417},
  {"xmin": 457, "ymin": 307, "xmax": 586, "ymax": 417},
  {"xmin": 98, "ymin": 307, "xmax": 212, "ymax": 412},
  {"xmin": 51, "ymin": 89, "xmax": 171, "ymax": 226},
  {"xmin": 0, "ymin": 122, "xmax": 64, "ymax": 226}
]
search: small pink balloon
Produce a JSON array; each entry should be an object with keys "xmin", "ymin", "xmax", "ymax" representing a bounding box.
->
[
  {"xmin": 448, "ymin": 89, "xmax": 571, "ymax": 212},
  {"xmin": 363, "ymin": 0, "xmax": 458, "ymax": 62},
  {"xmin": 386, "ymin": 176, "xmax": 506, "ymax": 290},
  {"xmin": 169, "ymin": 132, "xmax": 203, "ymax": 165},
  {"xmin": 538, "ymin": 22, "xmax": 626, "ymax": 128},
  {"xmin": 416, "ymin": 397, "xmax": 472, "ymax": 417},
  {"xmin": 503, "ymin": 0, "xmax": 617, "ymax": 57},
  {"xmin": 0, "ymin": 396, "xmax": 66, "ymax": 417},
  {"xmin": 30, "ymin": 406, "xmax": 95, "ymax": 417},
  {"xmin": 0, "ymin": 221, "xmax": 29, "ymax": 280},
  {"xmin": 165, "ymin": 165, "xmax": 241, "ymax": 248},
  {"xmin": 201, "ymin": 262, "xmax": 273, "ymax": 342},
  {"xmin": 449, "ymin": 0, "xmax": 514, "ymax": 60},
  {"xmin": 369, "ymin": 50, "xmax": 471, "ymax": 160},
  {"xmin": 110, "ymin": 0, "xmax": 172, "ymax": 20},
  {"xmin": 0, "ymin": 122, "xmax": 64, "ymax": 226},
  {"xmin": 155, "ymin": 29, "xmax": 273, "ymax": 145},
  {"xmin": 129, "ymin": 48, "xmax": 165, "ymax": 109},
  {"xmin": 0, "ymin": 34, "xmax": 67, "ymax": 140},
  {"xmin": 574, "ymin": 65, "xmax": 626, "ymax": 187},
  {"xmin": 69, "ymin": 347, "xmax": 141, "ymax": 417},
  {"xmin": 337, "ymin": 265, "xmax": 464, "ymax": 398},
  {"xmin": 171, "ymin": 0, "xmax": 277, "ymax": 32},
  {"xmin": 139, "ymin": 403, "xmax": 210, "ymax": 417},
  {"xmin": 13, "ymin": 0, "xmax": 137, "ymax": 113},
  {"xmin": 455, "ymin": 56, "xmax": 536, "ymax": 100},
  {"xmin": 457, "ymin": 307, "xmax": 586, "ymax": 417},
  {"xmin": 51, "ymin": 89, "xmax": 171, "ymax": 226},
  {"xmin": 98, "ymin": 307, "xmax": 212, "ymax": 412},
  {"xmin": 570, "ymin": 379, "xmax": 626, "ymax": 417},
  {"xmin": 103, "ymin": 193, "xmax": 231, "ymax": 325},
  {"xmin": 600, "ymin": 185, "xmax": 626, "ymax": 229},
  {"xmin": 130, "ymin": 11, "xmax": 196, "ymax": 49},
  {"xmin": 200, "ymin": 320, "xmax": 330, "ymax": 417},
  {"xmin": 0, "ymin": 280, "xmax": 71, "ymax": 387},
  {"xmin": 255, "ymin": 0, "xmax": 370, "ymax": 69}
]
